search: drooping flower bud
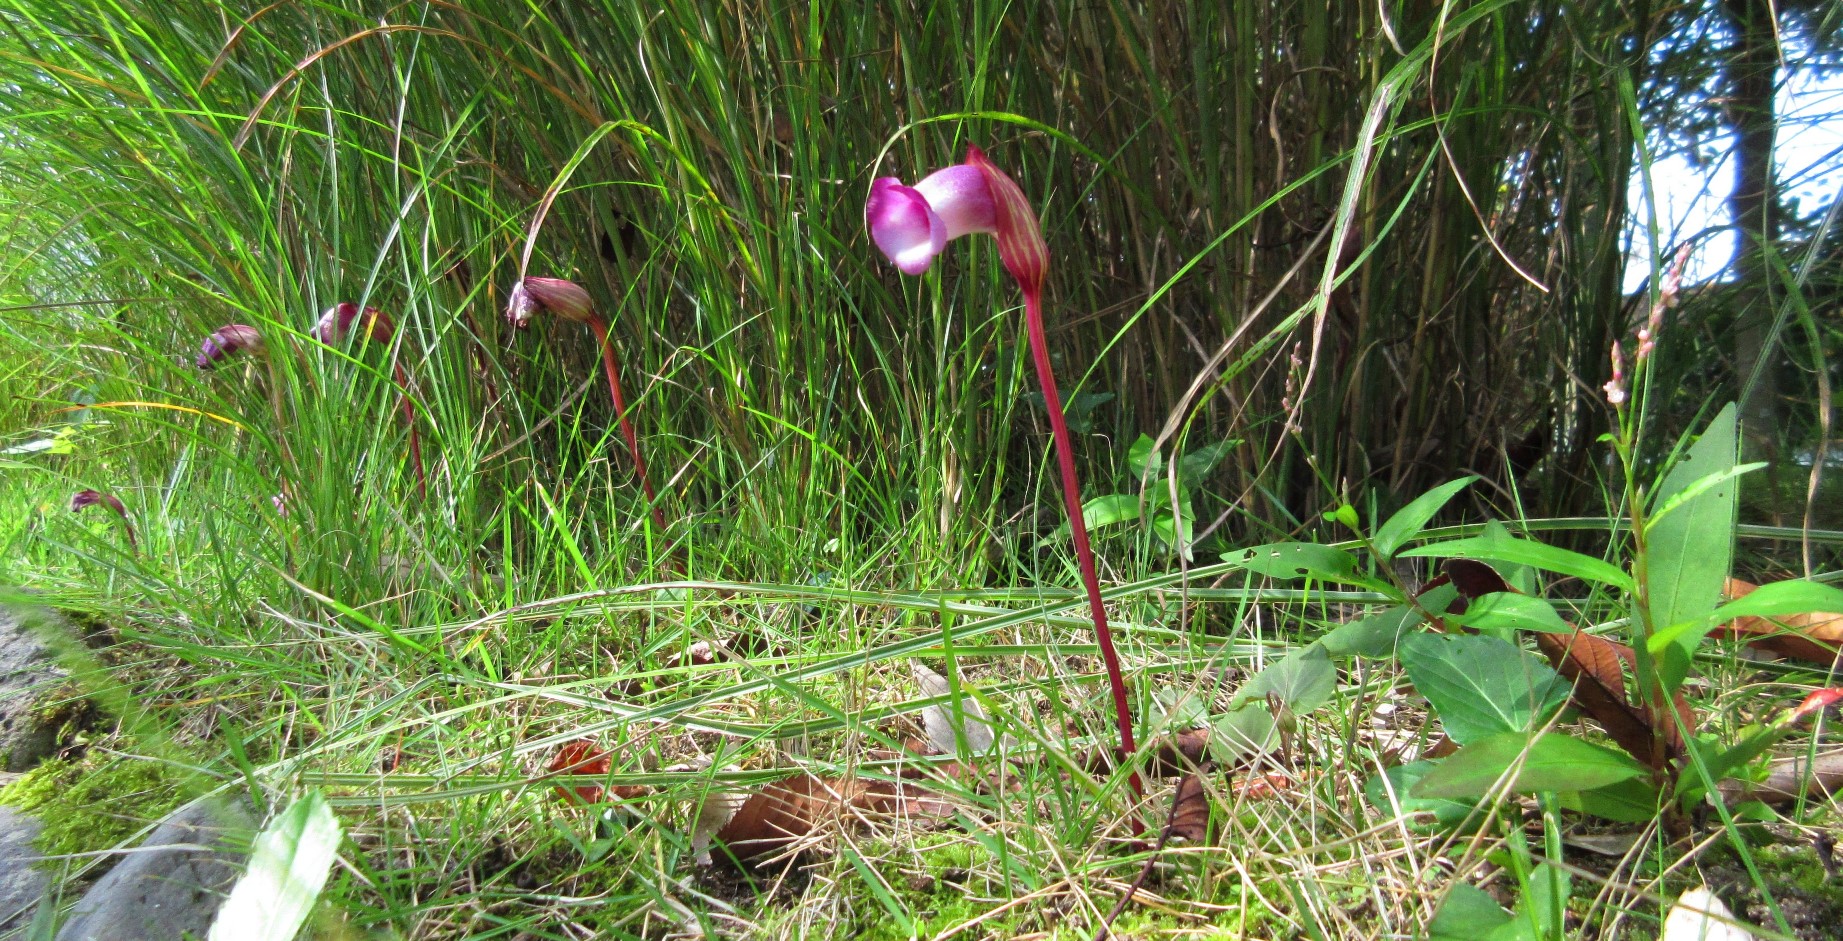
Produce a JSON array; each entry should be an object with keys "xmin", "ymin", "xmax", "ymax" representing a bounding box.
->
[
  {"xmin": 196, "ymin": 324, "xmax": 264, "ymax": 369},
  {"xmin": 70, "ymin": 489, "xmax": 125, "ymax": 516},
  {"xmin": 507, "ymin": 277, "xmax": 595, "ymax": 328},
  {"xmin": 70, "ymin": 489, "xmax": 137, "ymax": 550},
  {"xmin": 312, "ymin": 302, "xmax": 395, "ymax": 345}
]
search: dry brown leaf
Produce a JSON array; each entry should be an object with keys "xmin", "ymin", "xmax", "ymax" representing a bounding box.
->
[
  {"xmin": 709, "ymin": 773, "xmax": 946, "ymax": 866},
  {"xmin": 1164, "ymin": 773, "xmax": 1211, "ymax": 843},
  {"xmin": 1719, "ymin": 577, "xmax": 1843, "ymax": 664},
  {"xmin": 1232, "ymin": 771, "xmax": 1295, "ymax": 801},
  {"xmin": 1716, "ymin": 751, "xmax": 1843, "ymax": 806},
  {"xmin": 1085, "ymin": 727, "xmax": 1211, "ymax": 777}
]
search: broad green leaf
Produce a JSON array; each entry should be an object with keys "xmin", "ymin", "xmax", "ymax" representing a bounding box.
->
[
  {"xmin": 1705, "ymin": 579, "xmax": 1843, "ymax": 622},
  {"xmin": 1447, "ymin": 592, "xmax": 1573, "ymax": 635},
  {"xmin": 1126, "ymin": 433, "xmax": 1161, "ymax": 480},
  {"xmin": 1401, "ymin": 533, "xmax": 1633, "ymax": 591},
  {"xmin": 1400, "ymin": 634, "xmax": 1569, "ymax": 745},
  {"xmin": 1223, "ymin": 542, "xmax": 1364, "ymax": 583},
  {"xmin": 1648, "ymin": 579, "xmax": 1843, "ymax": 655},
  {"xmin": 1230, "ymin": 644, "xmax": 1336, "ymax": 712},
  {"xmin": 1412, "ymin": 732, "xmax": 1649, "ymax": 799},
  {"xmin": 1176, "ymin": 439, "xmax": 1238, "ymax": 485},
  {"xmin": 1075, "ymin": 493, "xmax": 1141, "ymax": 532},
  {"xmin": 1209, "ymin": 704, "xmax": 1278, "ymax": 763},
  {"xmin": 1150, "ymin": 510, "xmax": 1195, "ymax": 561},
  {"xmin": 1428, "ymin": 884, "xmax": 1515, "ymax": 941},
  {"xmin": 1646, "ymin": 403, "xmax": 1739, "ymax": 642},
  {"xmin": 1320, "ymin": 605, "xmax": 1423, "ymax": 658},
  {"xmin": 1561, "ymin": 776, "xmax": 1664, "ymax": 823},
  {"xmin": 210, "ymin": 791, "xmax": 344, "ymax": 941},
  {"xmin": 1363, "ymin": 760, "xmax": 1479, "ymax": 832},
  {"xmin": 1374, "ymin": 476, "xmax": 1477, "ymax": 558},
  {"xmin": 1646, "ymin": 463, "xmax": 1766, "ymax": 531}
]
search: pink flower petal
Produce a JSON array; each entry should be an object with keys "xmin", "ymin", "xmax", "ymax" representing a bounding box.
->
[
  {"xmin": 911, "ymin": 164, "xmax": 996, "ymax": 241},
  {"xmin": 866, "ymin": 177, "xmax": 945, "ymax": 275}
]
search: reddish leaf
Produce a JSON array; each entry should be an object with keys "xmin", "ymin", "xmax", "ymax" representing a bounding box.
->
[
  {"xmin": 1533, "ymin": 628, "xmax": 1690, "ymax": 767},
  {"xmin": 1790, "ymin": 687, "xmax": 1843, "ymax": 722},
  {"xmin": 547, "ymin": 740, "xmax": 644, "ymax": 804}
]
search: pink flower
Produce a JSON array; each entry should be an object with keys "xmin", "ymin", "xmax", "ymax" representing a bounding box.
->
[
  {"xmin": 1604, "ymin": 341, "xmax": 1628, "ymax": 407},
  {"xmin": 70, "ymin": 489, "xmax": 136, "ymax": 551},
  {"xmin": 506, "ymin": 277, "xmax": 595, "ymax": 328},
  {"xmin": 866, "ymin": 145, "xmax": 1047, "ymax": 293},
  {"xmin": 311, "ymin": 302, "xmax": 395, "ymax": 345},
  {"xmin": 864, "ymin": 144, "xmax": 1140, "ymax": 816},
  {"xmin": 196, "ymin": 324, "xmax": 264, "ymax": 369}
]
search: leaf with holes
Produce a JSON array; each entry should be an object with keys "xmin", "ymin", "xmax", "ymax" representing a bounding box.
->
[{"xmin": 1222, "ymin": 542, "xmax": 1367, "ymax": 584}]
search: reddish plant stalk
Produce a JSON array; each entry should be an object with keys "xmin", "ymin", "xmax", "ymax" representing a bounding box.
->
[
  {"xmin": 587, "ymin": 316, "xmax": 668, "ymax": 535},
  {"xmin": 389, "ymin": 362, "xmax": 427, "ymax": 496},
  {"xmin": 1022, "ymin": 288, "xmax": 1145, "ymax": 813}
]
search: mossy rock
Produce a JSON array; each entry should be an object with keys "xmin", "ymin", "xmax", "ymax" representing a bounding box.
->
[{"xmin": 0, "ymin": 754, "xmax": 187, "ymax": 859}]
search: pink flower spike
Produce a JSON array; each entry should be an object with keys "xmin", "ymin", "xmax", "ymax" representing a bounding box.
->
[
  {"xmin": 196, "ymin": 324, "xmax": 264, "ymax": 369},
  {"xmin": 70, "ymin": 489, "xmax": 136, "ymax": 551}
]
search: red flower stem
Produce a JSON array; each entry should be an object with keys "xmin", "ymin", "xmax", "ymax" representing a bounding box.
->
[
  {"xmin": 588, "ymin": 316, "xmax": 669, "ymax": 536},
  {"xmin": 390, "ymin": 362, "xmax": 427, "ymax": 497},
  {"xmin": 1022, "ymin": 289, "xmax": 1145, "ymax": 816}
]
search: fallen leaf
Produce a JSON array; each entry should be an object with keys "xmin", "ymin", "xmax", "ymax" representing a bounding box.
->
[
  {"xmin": 689, "ymin": 784, "xmax": 746, "ymax": 866},
  {"xmin": 547, "ymin": 740, "xmax": 644, "ymax": 805},
  {"xmin": 1085, "ymin": 727, "xmax": 1211, "ymax": 776},
  {"xmin": 912, "ymin": 661, "xmax": 997, "ymax": 755},
  {"xmin": 1164, "ymin": 773, "xmax": 1211, "ymax": 843},
  {"xmin": 710, "ymin": 773, "xmax": 942, "ymax": 866},
  {"xmin": 1717, "ymin": 751, "xmax": 1843, "ymax": 805},
  {"xmin": 1660, "ymin": 887, "xmax": 1754, "ymax": 941},
  {"xmin": 1233, "ymin": 771, "xmax": 1294, "ymax": 801},
  {"xmin": 1719, "ymin": 578, "xmax": 1843, "ymax": 665}
]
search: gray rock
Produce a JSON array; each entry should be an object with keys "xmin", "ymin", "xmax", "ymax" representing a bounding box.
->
[
  {"xmin": 55, "ymin": 799, "xmax": 256, "ymax": 941},
  {"xmin": 0, "ymin": 608, "xmax": 69, "ymax": 772},
  {"xmin": 0, "ymin": 806, "xmax": 50, "ymax": 933}
]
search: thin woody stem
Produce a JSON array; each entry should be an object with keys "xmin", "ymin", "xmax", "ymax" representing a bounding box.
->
[
  {"xmin": 390, "ymin": 362, "xmax": 427, "ymax": 497},
  {"xmin": 1022, "ymin": 289, "xmax": 1146, "ymax": 819},
  {"xmin": 588, "ymin": 316, "xmax": 669, "ymax": 536}
]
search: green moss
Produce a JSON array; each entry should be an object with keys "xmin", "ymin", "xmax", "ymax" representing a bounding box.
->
[
  {"xmin": 1754, "ymin": 842, "xmax": 1843, "ymax": 908},
  {"xmin": 0, "ymin": 754, "xmax": 187, "ymax": 858}
]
